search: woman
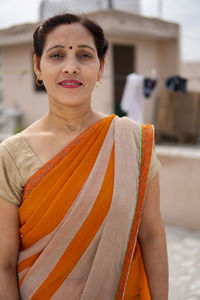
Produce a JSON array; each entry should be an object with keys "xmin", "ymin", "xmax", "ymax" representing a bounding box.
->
[{"xmin": 0, "ymin": 13, "xmax": 168, "ymax": 300}]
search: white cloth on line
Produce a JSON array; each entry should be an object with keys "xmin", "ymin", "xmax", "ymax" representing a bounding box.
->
[{"xmin": 121, "ymin": 73, "xmax": 144, "ymax": 123}]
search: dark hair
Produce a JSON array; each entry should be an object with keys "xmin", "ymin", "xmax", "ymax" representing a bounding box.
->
[{"xmin": 33, "ymin": 13, "xmax": 109, "ymax": 62}]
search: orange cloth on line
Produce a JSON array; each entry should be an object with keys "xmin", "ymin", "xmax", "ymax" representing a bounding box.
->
[{"xmin": 17, "ymin": 115, "xmax": 153, "ymax": 300}]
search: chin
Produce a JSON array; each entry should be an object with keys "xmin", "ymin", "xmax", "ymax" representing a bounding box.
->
[{"xmin": 58, "ymin": 97, "xmax": 89, "ymax": 107}]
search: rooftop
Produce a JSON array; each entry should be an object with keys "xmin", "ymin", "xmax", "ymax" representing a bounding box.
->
[{"xmin": 0, "ymin": 10, "xmax": 179, "ymax": 47}]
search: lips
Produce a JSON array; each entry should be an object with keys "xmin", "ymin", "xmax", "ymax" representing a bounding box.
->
[{"xmin": 58, "ymin": 79, "xmax": 83, "ymax": 88}]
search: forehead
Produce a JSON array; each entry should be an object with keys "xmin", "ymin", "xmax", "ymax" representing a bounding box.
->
[{"xmin": 43, "ymin": 23, "xmax": 96, "ymax": 50}]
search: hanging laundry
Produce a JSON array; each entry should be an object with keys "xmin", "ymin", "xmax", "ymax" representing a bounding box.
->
[
  {"xmin": 165, "ymin": 75, "xmax": 187, "ymax": 93},
  {"xmin": 121, "ymin": 73, "xmax": 144, "ymax": 123},
  {"xmin": 143, "ymin": 77, "xmax": 157, "ymax": 98}
]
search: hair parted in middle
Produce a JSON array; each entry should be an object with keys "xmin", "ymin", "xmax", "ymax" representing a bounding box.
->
[{"xmin": 33, "ymin": 13, "xmax": 109, "ymax": 63}]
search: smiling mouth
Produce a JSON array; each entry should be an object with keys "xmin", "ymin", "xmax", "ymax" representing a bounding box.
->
[
  {"xmin": 58, "ymin": 79, "xmax": 83, "ymax": 88},
  {"xmin": 60, "ymin": 82, "xmax": 81, "ymax": 86}
]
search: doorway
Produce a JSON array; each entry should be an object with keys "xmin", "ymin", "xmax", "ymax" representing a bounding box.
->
[{"xmin": 113, "ymin": 44, "xmax": 135, "ymax": 116}]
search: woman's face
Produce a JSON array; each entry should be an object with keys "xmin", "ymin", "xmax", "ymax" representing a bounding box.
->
[{"xmin": 34, "ymin": 23, "xmax": 104, "ymax": 107}]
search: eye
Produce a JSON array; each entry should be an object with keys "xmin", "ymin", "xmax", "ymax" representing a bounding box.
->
[
  {"xmin": 50, "ymin": 53, "xmax": 64, "ymax": 59},
  {"xmin": 79, "ymin": 53, "xmax": 92, "ymax": 59}
]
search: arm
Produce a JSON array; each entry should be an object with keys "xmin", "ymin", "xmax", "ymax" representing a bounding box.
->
[
  {"xmin": 0, "ymin": 197, "xmax": 20, "ymax": 300},
  {"xmin": 138, "ymin": 173, "xmax": 168, "ymax": 300}
]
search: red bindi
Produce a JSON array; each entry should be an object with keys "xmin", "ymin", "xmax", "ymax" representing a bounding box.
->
[{"xmin": 69, "ymin": 46, "xmax": 73, "ymax": 49}]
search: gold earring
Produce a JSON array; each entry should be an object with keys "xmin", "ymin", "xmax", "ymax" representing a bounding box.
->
[
  {"xmin": 36, "ymin": 78, "xmax": 44, "ymax": 87},
  {"xmin": 95, "ymin": 80, "xmax": 102, "ymax": 88}
]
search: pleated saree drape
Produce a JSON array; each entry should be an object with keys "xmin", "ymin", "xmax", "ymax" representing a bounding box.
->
[{"xmin": 18, "ymin": 114, "xmax": 153, "ymax": 300}]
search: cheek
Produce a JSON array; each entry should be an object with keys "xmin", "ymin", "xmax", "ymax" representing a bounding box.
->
[
  {"xmin": 87, "ymin": 65, "xmax": 100, "ymax": 82},
  {"xmin": 87, "ymin": 73, "xmax": 98, "ymax": 89},
  {"xmin": 40, "ymin": 64, "xmax": 57, "ymax": 84}
]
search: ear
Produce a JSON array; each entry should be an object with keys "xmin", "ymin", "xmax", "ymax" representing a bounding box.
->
[
  {"xmin": 33, "ymin": 55, "xmax": 42, "ymax": 80},
  {"xmin": 98, "ymin": 59, "xmax": 105, "ymax": 81}
]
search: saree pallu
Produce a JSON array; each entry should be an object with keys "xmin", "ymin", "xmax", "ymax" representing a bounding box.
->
[{"xmin": 18, "ymin": 114, "xmax": 153, "ymax": 300}]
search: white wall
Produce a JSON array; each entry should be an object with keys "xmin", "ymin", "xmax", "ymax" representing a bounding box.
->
[
  {"xmin": 157, "ymin": 146, "xmax": 200, "ymax": 230},
  {"xmin": 91, "ymin": 49, "xmax": 113, "ymax": 115},
  {"xmin": 181, "ymin": 61, "xmax": 200, "ymax": 92},
  {"xmin": 2, "ymin": 44, "xmax": 49, "ymax": 126}
]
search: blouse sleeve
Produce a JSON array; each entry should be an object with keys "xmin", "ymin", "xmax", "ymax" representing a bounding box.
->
[
  {"xmin": 0, "ymin": 144, "xmax": 23, "ymax": 206},
  {"xmin": 148, "ymin": 149, "xmax": 161, "ymax": 182}
]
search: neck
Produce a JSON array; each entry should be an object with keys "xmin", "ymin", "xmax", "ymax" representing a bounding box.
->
[{"xmin": 44, "ymin": 100, "xmax": 99, "ymax": 134}]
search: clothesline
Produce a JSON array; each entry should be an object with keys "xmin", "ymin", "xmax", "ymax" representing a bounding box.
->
[
  {"xmin": 120, "ymin": 73, "xmax": 188, "ymax": 123},
  {"xmin": 102, "ymin": 74, "xmax": 200, "ymax": 81}
]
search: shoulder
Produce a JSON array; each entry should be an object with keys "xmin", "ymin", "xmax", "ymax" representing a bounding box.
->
[
  {"xmin": 115, "ymin": 116, "xmax": 153, "ymax": 139},
  {"xmin": 0, "ymin": 133, "xmax": 42, "ymax": 185},
  {"xmin": 114, "ymin": 116, "xmax": 142, "ymax": 151},
  {"xmin": 0, "ymin": 133, "xmax": 28, "ymax": 162},
  {"xmin": 116, "ymin": 115, "xmax": 155, "ymax": 155},
  {"xmin": 116, "ymin": 116, "xmax": 154, "ymax": 135},
  {"xmin": 1, "ymin": 133, "xmax": 25, "ymax": 149},
  {"xmin": 0, "ymin": 135, "xmax": 25, "ymax": 206},
  {"xmin": 0, "ymin": 133, "xmax": 29, "ymax": 181},
  {"xmin": 116, "ymin": 115, "xmax": 140, "ymax": 129}
]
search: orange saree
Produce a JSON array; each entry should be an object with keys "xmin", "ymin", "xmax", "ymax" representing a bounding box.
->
[{"xmin": 18, "ymin": 114, "xmax": 153, "ymax": 300}]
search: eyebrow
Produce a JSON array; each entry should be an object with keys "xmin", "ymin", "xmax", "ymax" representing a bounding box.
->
[
  {"xmin": 47, "ymin": 45, "xmax": 65, "ymax": 52},
  {"xmin": 78, "ymin": 45, "xmax": 96, "ymax": 52},
  {"xmin": 46, "ymin": 44, "xmax": 96, "ymax": 52}
]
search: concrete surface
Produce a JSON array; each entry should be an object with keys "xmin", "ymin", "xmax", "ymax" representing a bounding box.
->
[
  {"xmin": 157, "ymin": 145, "xmax": 200, "ymax": 230},
  {"xmin": 166, "ymin": 225, "xmax": 200, "ymax": 300}
]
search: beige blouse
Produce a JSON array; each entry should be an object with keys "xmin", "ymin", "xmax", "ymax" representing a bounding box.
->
[{"xmin": 0, "ymin": 133, "xmax": 161, "ymax": 206}]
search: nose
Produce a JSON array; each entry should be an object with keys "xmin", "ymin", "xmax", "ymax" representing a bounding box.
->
[{"xmin": 62, "ymin": 61, "xmax": 80, "ymax": 74}]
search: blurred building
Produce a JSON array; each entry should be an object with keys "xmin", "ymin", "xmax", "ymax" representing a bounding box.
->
[
  {"xmin": 0, "ymin": 49, "xmax": 4, "ymax": 131},
  {"xmin": 181, "ymin": 61, "xmax": 200, "ymax": 93},
  {"xmin": 0, "ymin": 10, "xmax": 179, "ymax": 128},
  {"xmin": 40, "ymin": 0, "xmax": 140, "ymax": 19}
]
